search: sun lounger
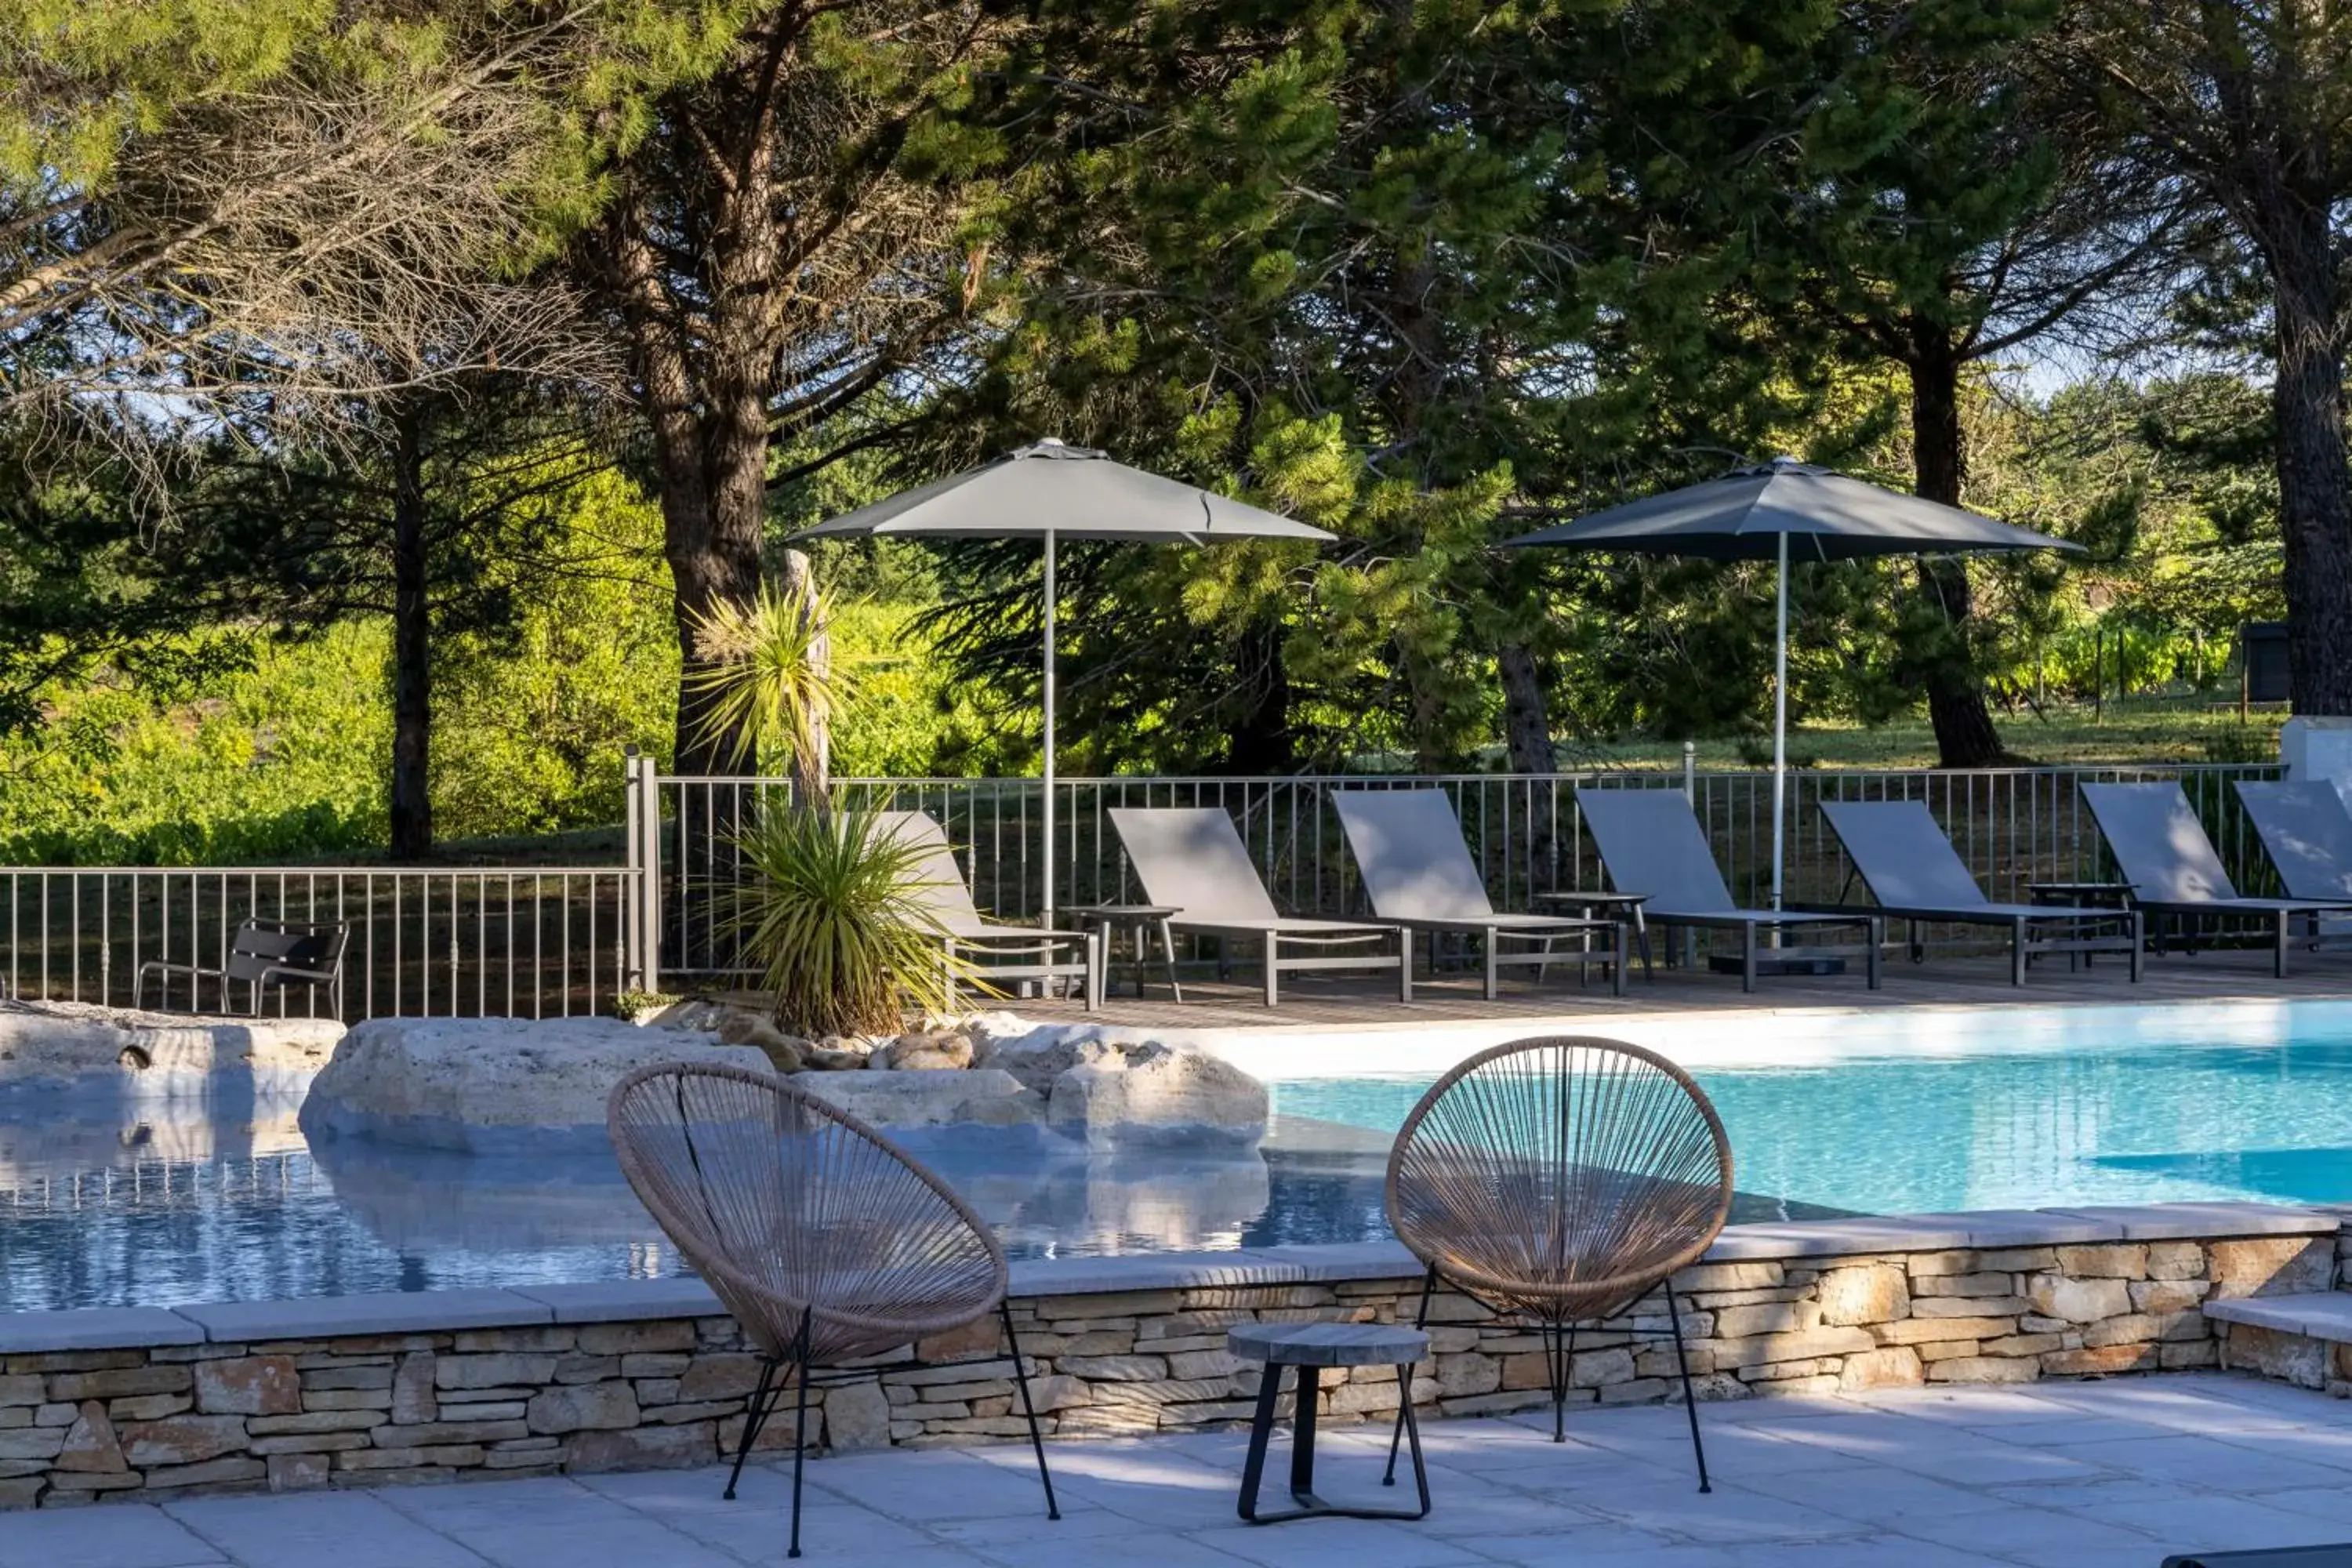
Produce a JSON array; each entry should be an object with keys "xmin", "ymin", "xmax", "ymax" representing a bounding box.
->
[
  {"xmin": 2080, "ymin": 782, "xmax": 2352, "ymax": 977},
  {"xmin": 2234, "ymin": 780, "xmax": 2352, "ymax": 902},
  {"xmin": 877, "ymin": 811, "xmax": 1102, "ymax": 1009},
  {"xmin": 1108, "ymin": 807, "xmax": 1411, "ymax": 1006},
  {"xmin": 1813, "ymin": 800, "xmax": 2143, "ymax": 984},
  {"xmin": 1572, "ymin": 789, "xmax": 1882, "ymax": 992},
  {"xmin": 1330, "ymin": 789, "xmax": 1626, "ymax": 998}
]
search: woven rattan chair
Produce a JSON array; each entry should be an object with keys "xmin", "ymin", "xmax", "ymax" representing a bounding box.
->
[
  {"xmin": 1381, "ymin": 1036, "xmax": 1733, "ymax": 1492},
  {"xmin": 608, "ymin": 1062, "xmax": 1059, "ymax": 1559}
]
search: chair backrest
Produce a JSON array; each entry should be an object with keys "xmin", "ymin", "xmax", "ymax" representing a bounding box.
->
[
  {"xmin": 2236, "ymin": 780, "xmax": 2352, "ymax": 900},
  {"xmin": 2080, "ymin": 782, "xmax": 2239, "ymax": 902},
  {"xmin": 1330, "ymin": 789, "xmax": 1495, "ymax": 920},
  {"xmin": 1572, "ymin": 790, "xmax": 1737, "ymax": 912},
  {"xmin": 1386, "ymin": 1036, "xmax": 1733, "ymax": 1321},
  {"xmin": 607, "ymin": 1062, "xmax": 1007, "ymax": 1366},
  {"xmin": 223, "ymin": 920, "xmax": 348, "ymax": 985},
  {"xmin": 872, "ymin": 811, "xmax": 989, "ymax": 932},
  {"xmin": 1818, "ymin": 800, "xmax": 1989, "ymax": 910},
  {"xmin": 1108, "ymin": 808, "xmax": 1282, "ymax": 923}
]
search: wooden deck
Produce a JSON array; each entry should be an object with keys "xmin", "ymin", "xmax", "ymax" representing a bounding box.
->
[{"xmin": 1005, "ymin": 945, "xmax": 2352, "ymax": 1031}]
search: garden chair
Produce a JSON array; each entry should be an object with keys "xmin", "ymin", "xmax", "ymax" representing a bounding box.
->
[
  {"xmin": 135, "ymin": 918, "xmax": 348, "ymax": 1017},
  {"xmin": 607, "ymin": 1062, "xmax": 1059, "ymax": 1559},
  {"xmin": 1573, "ymin": 789, "xmax": 1882, "ymax": 990},
  {"xmin": 1330, "ymin": 789, "xmax": 1626, "ymax": 997},
  {"xmin": 876, "ymin": 811, "xmax": 1102, "ymax": 1008},
  {"xmin": 1108, "ymin": 806, "xmax": 1411, "ymax": 1005},
  {"xmin": 1815, "ymin": 799, "xmax": 2142, "ymax": 983},
  {"xmin": 2082, "ymin": 782, "xmax": 2352, "ymax": 977},
  {"xmin": 1381, "ymin": 1036, "xmax": 1733, "ymax": 1491}
]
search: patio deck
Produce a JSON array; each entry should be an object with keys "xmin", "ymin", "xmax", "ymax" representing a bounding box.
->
[
  {"xmin": 1017, "ymin": 943, "xmax": 2352, "ymax": 1031},
  {"xmin": 38, "ymin": 1375, "xmax": 2352, "ymax": 1568}
]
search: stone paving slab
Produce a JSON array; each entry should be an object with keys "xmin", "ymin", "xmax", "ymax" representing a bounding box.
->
[
  {"xmin": 0, "ymin": 1306, "xmax": 206, "ymax": 1354},
  {"xmin": 21, "ymin": 1374, "xmax": 2352, "ymax": 1567},
  {"xmin": 172, "ymin": 1289, "xmax": 552, "ymax": 1341}
]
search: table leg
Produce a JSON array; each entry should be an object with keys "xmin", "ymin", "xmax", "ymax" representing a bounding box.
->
[
  {"xmin": 1289, "ymin": 1364, "xmax": 1319, "ymax": 1505},
  {"xmin": 1237, "ymin": 1363, "xmax": 1283, "ymax": 1522}
]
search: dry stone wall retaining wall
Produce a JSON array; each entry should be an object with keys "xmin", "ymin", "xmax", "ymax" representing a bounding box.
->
[{"xmin": 1, "ymin": 1221, "xmax": 2339, "ymax": 1509}]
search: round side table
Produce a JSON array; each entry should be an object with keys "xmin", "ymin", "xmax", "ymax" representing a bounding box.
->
[{"xmin": 1226, "ymin": 1321, "xmax": 1432, "ymax": 1525}]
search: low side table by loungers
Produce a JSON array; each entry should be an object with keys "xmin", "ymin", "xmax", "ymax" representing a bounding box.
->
[
  {"xmin": 1229, "ymin": 1321, "xmax": 1432, "ymax": 1525},
  {"xmin": 1064, "ymin": 902, "xmax": 1185, "ymax": 1002}
]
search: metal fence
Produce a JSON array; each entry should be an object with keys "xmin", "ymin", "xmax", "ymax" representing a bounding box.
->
[
  {"xmin": 1, "ymin": 865, "xmax": 640, "ymax": 1022},
  {"xmin": 642, "ymin": 758, "xmax": 2285, "ymax": 982},
  {"xmin": 0, "ymin": 756, "xmax": 2289, "ymax": 1014}
]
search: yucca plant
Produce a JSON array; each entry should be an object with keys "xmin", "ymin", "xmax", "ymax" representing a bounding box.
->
[
  {"xmin": 728, "ymin": 802, "xmax": 985, "ymax": 1038},
  {"xmin": 682, "ymin": 576, "xmax": 851, "ymax": 805}
]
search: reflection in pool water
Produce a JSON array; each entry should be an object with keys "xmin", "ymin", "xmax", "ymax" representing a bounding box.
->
[{"xmin": 16, "ymin": 1008, "xmax": 2352, "ymax": 1312}]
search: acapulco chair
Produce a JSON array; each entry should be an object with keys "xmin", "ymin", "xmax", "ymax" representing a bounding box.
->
[
  {"xmin": 607, "ymin": 1062, "xmax": 1059, "ymax": 1558},
  {"xmin": 1381, "ymin": 1036, "xmax": 1733, "ymax": 1491}
]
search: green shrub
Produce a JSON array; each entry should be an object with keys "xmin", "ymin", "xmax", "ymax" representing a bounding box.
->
[{"xmin": 727, "ymin": 804, "xmax": 982, "ymax": 1038}]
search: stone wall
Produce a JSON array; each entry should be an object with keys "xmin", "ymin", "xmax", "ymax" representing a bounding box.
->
[{"xmin": 2, "ymin": 1209, "xmax": 2337, "ymax": 1510}]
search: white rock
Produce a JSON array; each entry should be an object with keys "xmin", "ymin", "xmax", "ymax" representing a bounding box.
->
[
  {"xmin": 298, "ymin": 1016, "xmax": 769, "ymax": 1154},
  {"xmin": 0, "ymin": 999, "xmax": 341, "ymax": 1102},
  {"xmin": 1046, "ymin": 1041, "xmax": 1268, "ymax": 1150},
  {"xmin": 794, "ymin": 1068, "xmax": 1044, "ymax": 1134}
]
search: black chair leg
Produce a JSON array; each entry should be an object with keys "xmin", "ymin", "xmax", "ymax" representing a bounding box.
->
[
  {"xmin": 724, "ymin": 1357, "xmax": 780, "ymax": 1501},
  {"xmin": 1383, "ymin": 1265, "xmax": 1437, "ymax": 1486},
  {"xmin": 787, "ymin": 1316, "xmax": 813, "ymax": 1559},
  {"xmin": 1667, "ymin": 1287, "xmax": 1711, "ymax": 1494},
  {"xmin": 1549, "ymin": 1322, "xmax": 1578, "ymax": 1443},
  {"xmin": 1001, "ymin": 1301, "xmax": 1061, "ymax": 1521}
]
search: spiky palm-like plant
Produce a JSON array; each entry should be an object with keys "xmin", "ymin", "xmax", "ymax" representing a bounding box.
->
[
  {"xmin": 728, "ymin": 804, "xmax": 982, "ymax": 1038},
  {"xmin": 682, "ymin": 575, "xmax": 848, "ymax": 807}
]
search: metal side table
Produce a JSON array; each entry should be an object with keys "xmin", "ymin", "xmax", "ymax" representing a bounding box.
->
[
  {"xmin": 1229, "ymin": 1321, "xmax": 1432, "ymax": 1525},
  {"xmin": 1065, "ymin": 903, "xmax": 1184, "ymax": 1003}
]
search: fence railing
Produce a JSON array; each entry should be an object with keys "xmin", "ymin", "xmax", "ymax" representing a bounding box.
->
[
  {"xmin": 1, "ymin": 866, "xmax": 641, "ymax": 1022},
  {"xmin": 641, "ymin": 759, "xmax": 2285, "ymax": 982}
]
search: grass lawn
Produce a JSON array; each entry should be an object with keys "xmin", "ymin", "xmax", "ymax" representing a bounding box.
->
[{"xmin": 1562, "ymin": 693, "xmax": 2285, "ymax": 772}]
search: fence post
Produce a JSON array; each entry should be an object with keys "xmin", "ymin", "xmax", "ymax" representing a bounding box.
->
[
  {"xmin": 624, "ymin": 749, "xmax": 662, "ymax": 996},
  {"xmin": 1682, "ymin": 741, "xmax": 1697, "ymax": 805}
]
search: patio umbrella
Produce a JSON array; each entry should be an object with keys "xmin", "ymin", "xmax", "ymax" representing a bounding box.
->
[
  {"xmin": 789, "ymin": 438, "xmax": 1333, "ymax": 918},
  {"xmin": 1499, "ymin": 456, "xmax": 2082, "ymax": 909}
]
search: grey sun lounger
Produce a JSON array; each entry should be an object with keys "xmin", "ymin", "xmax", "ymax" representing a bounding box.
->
[
  {"xmin": 1109, "ymin": 806, "xmax": 1411, "ymax": 1006},
  {"xmin": 1814, "ymin": 800, "xmax": 2143, "ymax": 985},
  {"xmin": 2235, "ymin": 780, "xmax": 2352, "ymax": 902},
  {"xmin": 1330, "ymin": 789, "xmax": 1627, "ymax": 999},
  {"xmin": 877, "ymin": 811, "xmax": 1102, "ymax": 1009},
  {"xmin": 2080, "ymin": 782, "xmax": 2352, "ymax": 978},
  {"xmin": 1573, "ymin": 789, "xmax": 1882, "ymax": 993}
]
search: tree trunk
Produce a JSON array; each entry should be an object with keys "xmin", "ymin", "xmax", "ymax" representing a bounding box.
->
[
  {"xmin": 387, "ymin": 404, "xmax": 433, "ymax": 860},
  {"xmin": 2267, "ymin": 221, "xmax": 2352, "ymax": 713},
  {"xmin": 1497, "ymin": 644, "xmax": 1557, "ymax": 773},
  {"xmin": 1907, "ymin": 328, "xmax": 2007, "ymax": 768},
  {"xmin": 781, "ymin": 547, "xmax": 830, "ymax": 805},
  {"xmin": 1227, "ymin": 618, "xmax": 1294, "ymax": 773}
]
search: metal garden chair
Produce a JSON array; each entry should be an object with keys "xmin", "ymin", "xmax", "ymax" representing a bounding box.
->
[
  {"xmin": 1381, "ymin": 1036, "xmax": 1733, "ymax": 1492},
  {"xmin": 135, "ymin": 917, "xmax": 347, "ymax": 1017},
  {"xmin": 607, "ymin": 1062, "xmax": 1059, "ymax": 1559}
]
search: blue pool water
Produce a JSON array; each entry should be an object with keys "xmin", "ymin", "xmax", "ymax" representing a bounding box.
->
[
  {"xmin": 9, "ymin": 1000, "xmax": 2352, "ymax": 1311},
  {"xmin": 1271, "ymin": 1033, "xmax": 2352, "ymax": 1218}
]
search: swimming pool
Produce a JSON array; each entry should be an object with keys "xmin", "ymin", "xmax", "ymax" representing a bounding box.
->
[{"xmin": 7, "ymin": 998, "xmax": 2352, "ymax": 1312}]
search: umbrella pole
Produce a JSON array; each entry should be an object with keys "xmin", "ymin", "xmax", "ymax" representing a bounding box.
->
[
  {"xmin": 1042, "ymin": 528, "xmax": 1057, "ymax": 926},
  {"xmin": 1771, "ymin": 530, "xmax": 1788, "ymax": 913}
]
